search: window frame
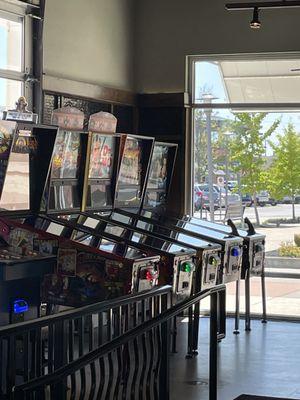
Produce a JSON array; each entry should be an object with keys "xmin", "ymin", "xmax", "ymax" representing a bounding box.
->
[
  {"xmin": 0, "ymin": 0, "xmax": 33, "ymax": 109},
  {"xmin": 186, "ymin": 52, "xmax": 300, "ymax": 214},
  {"xmin": 187, "ymin": 52, "xmax": 300, "ymax": 321}
]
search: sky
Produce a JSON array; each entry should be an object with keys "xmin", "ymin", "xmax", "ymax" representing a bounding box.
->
[{"xmin": 195, "ymin": 61, "xmax": 300, "ymax": 156}]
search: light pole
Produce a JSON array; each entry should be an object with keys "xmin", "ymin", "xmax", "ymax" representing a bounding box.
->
[
  {"xmin": 201, "ymin": 94, "xmax": 217, "ymax": 221},
  {"xmin": 223, "ymin": 131, "xmax": 234, "ymax": 209}
]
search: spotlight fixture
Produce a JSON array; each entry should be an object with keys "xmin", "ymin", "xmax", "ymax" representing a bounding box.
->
[
  {"xmin": 250, "ymin": 7, "xmax": 261, "ymax": 29},
  {"xmin": 226, "ymin": 1, "xmax": 300, "ymax": 29}
]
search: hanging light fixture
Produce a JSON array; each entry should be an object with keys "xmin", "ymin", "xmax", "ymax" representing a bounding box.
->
[
  {"xmin": 226, "ymin": 1, "xmax": 300, "ymax": 29},
  {"xmin": 250, "ymin": 7, "xmax": 261, "ymax": 28}
]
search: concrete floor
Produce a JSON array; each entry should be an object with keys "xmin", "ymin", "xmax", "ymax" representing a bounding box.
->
[{"xmin": 170, "ymin": 318, "xmax": 300, "ymax": 400}]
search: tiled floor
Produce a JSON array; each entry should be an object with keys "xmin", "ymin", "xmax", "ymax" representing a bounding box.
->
[{"xmin": 170, "ymin": 318, "xmax": 300, "ymax": 400}]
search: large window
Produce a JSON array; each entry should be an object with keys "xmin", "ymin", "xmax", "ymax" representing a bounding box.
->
[
  {"xmin": 0, "ymin": 3, "xmax": 32, "ymax": 117},
  {"xmin": 189, "ymin": 55, "xmax": 300, "ymax": 319}
]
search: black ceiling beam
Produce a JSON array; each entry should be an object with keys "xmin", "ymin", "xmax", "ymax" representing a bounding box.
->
[{"xmin": 226, "ymin": 1, "xmax": 300, "ymax": 10}]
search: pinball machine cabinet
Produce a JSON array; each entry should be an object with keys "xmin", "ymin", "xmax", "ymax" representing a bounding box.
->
[
  {"xmin": 78, "ymin": 114, "xmax": 199, "ymax": 303},
  {"xmin": 0, "ymin": 112, "xmax": 58, "ymax": 325},
  {"xmin": 32, "ymin": 109, "xmax": 160, "ymax": 305}
]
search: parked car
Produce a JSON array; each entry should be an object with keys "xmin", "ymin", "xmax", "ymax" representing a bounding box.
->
[
  {"xmin": 241, "ymin": 193, "xmax": 252, "ymax": 207},
  {"xmin": 281, "ymin": 195, "xmax": 300, "ymax": 204},
  {"xmin": 214, "ymin": 185, "xmax": 241, "ymax": 208},
  {"xmin": 194, "ymin": 185, "xmax": 203, "ymax": 211},
  {"xmin": 197, "ymin": 184, "xmax": 219, "ymax": 210},
  {"xmin": 254, "ymin": 191, "xmax": 277, "ymax": 206}
]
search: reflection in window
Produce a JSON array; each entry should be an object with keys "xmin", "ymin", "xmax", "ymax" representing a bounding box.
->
[
  {"xmin": 111, "ymin": 212, "xmax": 131, "ymax": 224},
  {"xmin": 0, "ymin": 151, "xmax": 29, "ymax": 210},
  {"xmin": 99, "ymin": 239, "xmax": 116, "ymax": 253},
  {"xmin": 46, "ymin": 223, "xmax": 65, "ymax": 236},
  {"xmin": 83, "ymin": 217, "xmax": 99, "ymax": 229}
]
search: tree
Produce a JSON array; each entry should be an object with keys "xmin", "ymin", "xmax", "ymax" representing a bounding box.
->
[
  {"xmin": 268, "ymin": 123, "xmax": 300, "ymax": 220},
  {"xmin": 229, "ymin": 113, "xmax": 280, "ymax": 226}
]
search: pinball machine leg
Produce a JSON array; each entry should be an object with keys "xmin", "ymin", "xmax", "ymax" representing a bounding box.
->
[
  {"xmin": 233, "ymin": 279, "xmax": 240, "ymax": 334},
  {"xmin": 191, "ymin": 302, "xmax": 200, "ymax": 356},
  {"xmin": 172, "ymin": 316, "xmax": 178, "ymax": 353},
  {"xmin": 261, "ymin": 269, "xmax": 267, "ymax": 323},
  {"xmin": 217, "ymin": 290, "xmax": 226, "ymax": 341},
  {"xmin": 186, "ymin": 306, "xmax": 195, "ymax": 358},
  {"xmin": 245, "ymin": 270, "xmax": 251, "ymax": 331}
]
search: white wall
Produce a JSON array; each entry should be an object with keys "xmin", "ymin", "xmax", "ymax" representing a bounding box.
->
[
  {"xmin": 43, "ymin": 0, "xmax": 135, "ymax": 91},
  {"xmin": 135, "ymin": 0, "xmax": 300, "ymax": 93}
]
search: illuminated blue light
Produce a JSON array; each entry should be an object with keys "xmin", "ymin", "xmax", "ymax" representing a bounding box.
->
[
  {"xmin": 231, "ymin": 247, "xmax": 240, "ymax": 257},
  {"xmin": 13, "ymin": 299, "xmax": 29, "ymax": 314}
]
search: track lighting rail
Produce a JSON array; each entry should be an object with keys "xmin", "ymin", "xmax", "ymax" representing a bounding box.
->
[{"xmin": 226, "ymin": 1, "xmax": 300, "ymax": 10}]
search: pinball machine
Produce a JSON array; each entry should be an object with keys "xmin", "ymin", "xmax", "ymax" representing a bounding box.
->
[
  {"xmin": 57, "ymin": 114, "xmax": 223, "ymax": 356},
  {"xmin": 85, "ymin": 136, "xmax": 241, "ymax": 336},
  {"xmin": 72, "ymin": 113, "xmax": 222, "ymax": 299},
  {"xmin": 43, "ymin": 111, "xmax": 197, "ymax": 305},
  {"xmin": 140, "ymin": 137, "xmax": 265, "ymax": 329},
  {"xmin": 77, "ymin": 113, "xmax": 196, "ymax": 300},
  {"xmin": 141, "ymin": 150, "xmax": 265, "ymax": 331},
  {"xmin": 0, "ymin": 103, "xmax": 58, "ymax": 325},
  {"xmin": 78, "ymin": 117, "xmax": 228, "ymax": 349},
  {"xmin": 168, "ymin": 216, "xmax": 266, "ymax": 331},
  {"xmin": 24, "ymin": 107, "xmax": 161, "ymax": 305},
  {"xmin": 113, "ymin": 140, "xmax": 243, "ymax": 287},
  {"xmin": 116, "ymin": 138, "xmax": 265, "ymax": 331}
]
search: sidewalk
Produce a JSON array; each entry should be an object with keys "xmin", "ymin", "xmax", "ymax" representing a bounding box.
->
[
  {"xmin": 201, "ymin": 277, "xmax": 300, "ymax": 318},
  {"xmin": 257, "ymin": 223, "xmax": 300, "ymax": 254}
]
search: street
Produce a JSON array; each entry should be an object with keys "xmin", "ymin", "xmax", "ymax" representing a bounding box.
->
[{"xmin": 195, "ymin": 204, "xmax": 300, "ymax": 223}]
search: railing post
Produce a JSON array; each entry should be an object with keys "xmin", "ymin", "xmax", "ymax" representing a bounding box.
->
[
  {"xmin": 53, "ymin": 319, "xmax": 68, "ymax": 400},
  {"xmin": 209, "ymin": 291, "xmax": 218, "ymax": 400},
  {"xmin": 159, "ymin": 319, "xmax": 170, "ymax": 400}
]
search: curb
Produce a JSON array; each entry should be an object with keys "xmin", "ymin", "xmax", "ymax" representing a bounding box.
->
[{"xmin": 266, "ymin": 256, "xmax": 300, "ymax": 269}]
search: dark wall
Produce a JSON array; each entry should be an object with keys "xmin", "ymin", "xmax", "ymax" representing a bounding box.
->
[{"xmin": 137, "ymin": 93, "xmax": 187, "ymax": 214}]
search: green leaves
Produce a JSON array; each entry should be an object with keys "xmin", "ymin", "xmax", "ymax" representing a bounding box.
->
[
  {"xmin": 269, "ymin": 123, "xmax": 300, "ymax": 201},
  {"xmin": 229, "ymin": 113, "xmax": 280, "ymax": 195}
]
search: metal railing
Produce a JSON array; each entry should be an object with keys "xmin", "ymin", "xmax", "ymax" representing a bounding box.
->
[
  {"xmin": 0, "ymin": 286, "xmax": 172, "ymax": 399},
  {"xmin": 12, "ymin": 284, "xmax": 226, "ymax": 400}
]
